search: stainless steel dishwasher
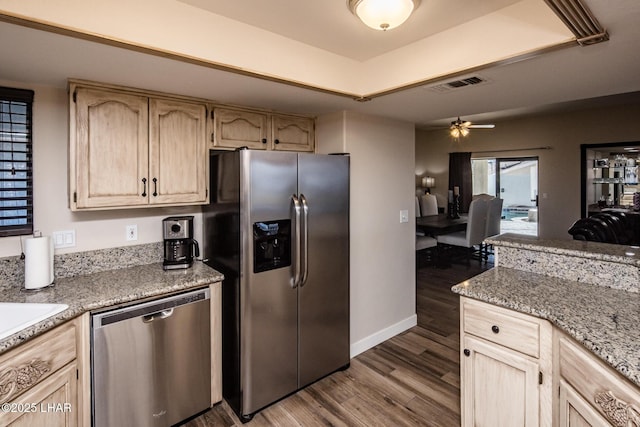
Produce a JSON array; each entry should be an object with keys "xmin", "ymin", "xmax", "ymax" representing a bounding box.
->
[{"xmin": 91, "ymin": 288, "xmax": 211, "ymax": 427}]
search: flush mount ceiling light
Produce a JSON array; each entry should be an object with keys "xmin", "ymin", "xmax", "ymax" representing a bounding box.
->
[{"xmin": 348, "ymin": 0, "xmax": 420, "ymax": 31}]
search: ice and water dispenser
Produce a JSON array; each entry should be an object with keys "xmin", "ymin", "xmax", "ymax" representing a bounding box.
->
[{"xmin": 253, "ymin": 220, "xmax": 291, "ymax": 273}]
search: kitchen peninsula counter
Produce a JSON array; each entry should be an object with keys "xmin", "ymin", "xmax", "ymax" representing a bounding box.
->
[
  {"xmin": 0, "ymin": 261, "xmax": 223, "ymax": 354},
  {"xmin": 453, "ymin": 266, "xmax": 640, "ymax": 387},
  {"xmin": 453, "ymin": 233, "xmax": 640, "ymax": 388}
]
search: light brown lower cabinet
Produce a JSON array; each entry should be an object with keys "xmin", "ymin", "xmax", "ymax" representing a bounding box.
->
[
  {"xmin": 462, "ymin": 335, "xmax": 542, "ymax": 426},
  {"xmin": 557, "ymin": 332, "xmax": 640, "ymax": 427},
  {"xmin": 461, "ymin": 297, "xmax": 640, "ymax": 427},
  {"xmin": 460, "ymin": 297, "xmax": 553, "ymax": 427},
  {"xmin": 559, "ymin": 379, "xmax": 612, "ymax": 427},
  {"xmin": 1, "ymin": 362, "xmax": 77, "ymax": 427},
  {"xmin": 0, "ymin": 320, "xmax": 80, "ymax": 427}
]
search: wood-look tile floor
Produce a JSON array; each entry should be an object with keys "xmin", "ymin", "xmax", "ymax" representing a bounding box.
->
[{"xmin": 186, "ymin": 259, "xmax": 492, "ymax": 427}]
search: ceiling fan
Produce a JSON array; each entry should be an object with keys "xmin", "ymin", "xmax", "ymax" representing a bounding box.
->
[{"xmin": 449, "ymin": 117, "xmax": 495, "ymax": 138}]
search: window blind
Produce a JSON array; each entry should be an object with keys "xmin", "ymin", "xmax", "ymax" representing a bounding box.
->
[{"xmin": 0, "ymin": 87, "xmax": 34, "ymax": 237}]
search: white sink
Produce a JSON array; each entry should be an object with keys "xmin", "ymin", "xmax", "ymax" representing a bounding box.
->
[{"xmin": 0, "ymin": 303, "xmax": 68, "ymax": 340}]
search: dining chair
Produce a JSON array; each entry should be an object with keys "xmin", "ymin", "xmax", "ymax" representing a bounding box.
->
[
  {"xmin": 416, "ymin": 234, "xmax": 437, "ymax": 267},
  {"xmin": 416, "ymin": 196, "xmax": 437, "ymax": 266},
  {"xmin": 483, "ymin": 197, "xmax": 504, "ymax": 258},
  {"xmin": 419, "ymin": 194, "xmax": 438, "ymax": 217},
  {"xmin": 436, "ymin": 198, "xmax": 489, "ymax": 264},
  {"xmin": 473, "ymin": 193, "xmax": 494, "ymax": 201},
  {"xmin": 485, "ymin": 197, "xmax": 503, "ymax": 238}
]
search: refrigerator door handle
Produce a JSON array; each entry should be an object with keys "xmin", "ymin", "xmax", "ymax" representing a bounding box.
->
[
  {"xmin": 291, "ymin": 194, "xmax": 302, "ymax": 288},
  {"xmin": 300, "ymin": 194, "xmax": 309, "ymax": 286}
]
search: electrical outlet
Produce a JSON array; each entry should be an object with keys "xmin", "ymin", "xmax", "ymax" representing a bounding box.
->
[
  {"xmin": 53, "ymin": 230, "xmax": 76, "ymax": 248},
  {"xmin": 126, "ymin": 225, "xmax": 138, "ymax": 241}
]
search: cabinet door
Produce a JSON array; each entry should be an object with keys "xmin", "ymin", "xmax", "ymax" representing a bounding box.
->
[
  {"xmin": 1, "ymin": 362, "xmax": 77, "ymax": 427},
  {"xmin": 558, "ymin": 334, "xmax": 640, "ymax": 427},
  {"xmin": 462, "ymin": 334, "xmax": 540, "ymax": 427},
  {"xmin": 73, "ymin": 88, "xmax": 149, "ymax": 209},
  {"xmin": 212, "ymin": 108, "xmax": 268, "ymax": 150},
  {"xmin": 559, "ymin": 379, "xmax": 611, "ymax": 427},
  {"xmin": 149, "ymin": 98, "xmax": 208, "ymax": 205},
  {"xmin": 271, "ymin": 114, "xmax": 315, "ymax": 152}
]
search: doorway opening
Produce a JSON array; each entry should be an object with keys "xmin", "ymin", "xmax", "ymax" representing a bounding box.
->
[{"xmin": 472, "ymin": 157, "xmax": 539, "ymax": 236}]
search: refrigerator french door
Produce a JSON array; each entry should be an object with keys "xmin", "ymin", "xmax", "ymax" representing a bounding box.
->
[{"xmin": 204, "ymin": 149, "xmax": 349, "ymax": 421}]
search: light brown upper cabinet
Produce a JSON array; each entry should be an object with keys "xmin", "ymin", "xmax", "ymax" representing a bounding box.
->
[
  {"xmin": 211, "ymin": 107, "xmax": 314, "ymax": 152},
  {"xmin": 212, "ymin": 108, "xmax": 269, "ymax": 150},
  {"xmin": 149, "ymin": 98, "xmax": 208, "ymax": 205},
  {"xmin": 271, "ymin": 114, "xmax": 315, "ymax": 152},
  {"xmin": 69, "ymin": 82, "xmax": 208, "ymax": 210}
]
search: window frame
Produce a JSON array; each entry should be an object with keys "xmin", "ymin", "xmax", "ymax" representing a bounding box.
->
[{"xmin": 0, "ymin": 86, "xmax": 34, "ymax": 237}]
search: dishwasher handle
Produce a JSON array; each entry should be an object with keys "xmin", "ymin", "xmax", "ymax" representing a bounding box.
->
[
  {"xmin": 92, "ymin": 287, "xmax": 210, "ymax": 329},
  {"xmin": 142, "ymin": 308, "xmax": 174, "ymax": 323}
]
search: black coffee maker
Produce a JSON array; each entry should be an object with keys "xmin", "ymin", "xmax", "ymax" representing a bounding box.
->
[{"xmin": 162, "ymin": 216, "xmax": 199, "ymax": 270}]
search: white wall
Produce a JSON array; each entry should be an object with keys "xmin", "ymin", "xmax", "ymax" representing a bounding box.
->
[
  {"xmin": 317, "ymin": 111, "xmax": 417, "ymax": 357},
  {"xmin": 416, "ymin": 103, "xmax": 640, "ymax": 240},
  {"xmin": 0, "ymin": 79, "xmax": 201, "ymax": 258}
]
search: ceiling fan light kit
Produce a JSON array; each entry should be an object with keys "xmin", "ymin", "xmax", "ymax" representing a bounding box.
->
[
  {"xmin": 449, "ymin": 117, "xmax": 495, "ymax": 139},
  {"xmin": 450, "ymin": 124, "xmax": 469, "ymax": 139},
  {"xmin": 348, "ymin": 0, "xmax": 420, "ymax": 31}
]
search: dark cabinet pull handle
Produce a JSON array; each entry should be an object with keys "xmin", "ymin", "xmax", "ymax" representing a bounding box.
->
[
  {"xmin": 152, "ymin": 178, "xmax": 158, "ymax": 197},
  {"xmin": 275, "ymin": 139, "xmax": 280, "ymax": 144},
  {"xmin": 261, "ymin": 138, "xmax": 267, "ymax": 144},
  {"xmin": 492, "ymin": 325, "xmax": 500, "ymax": 334},
  {"xmin": 141, "ymin": 178, "xmax": 147, "ymax": 197},
  {"xmin": 463, "ymin": 349, "xmax": 471, "ymax": 357}
]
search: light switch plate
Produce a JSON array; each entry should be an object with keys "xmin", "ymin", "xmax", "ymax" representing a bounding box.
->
[{"xmin": 400, "ymin": 209, "xmax": 409, "ymax": 223}]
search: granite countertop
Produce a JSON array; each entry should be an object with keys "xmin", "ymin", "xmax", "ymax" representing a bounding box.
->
[
  {"xmin": 487, "ymin": 233, "xmax": 640, "ymax": 267},
  {"xmin": 0, "ymin": 261, "xmax": 224, "ymax": 354},
  {"xmin": 452, "ymin": 266, "xmax": 640, "ymax": 388}
]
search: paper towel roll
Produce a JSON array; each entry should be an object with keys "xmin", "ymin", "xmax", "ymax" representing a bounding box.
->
[{"xmin": 24, "ymin": 235, "xmax": 54, "ymax": 290}]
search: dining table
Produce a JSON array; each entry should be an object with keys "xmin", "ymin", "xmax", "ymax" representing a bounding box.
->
[
  {"xmin": 416, "ymin": 213, "xmax": 469, "ymax": 268},
  {"xmin": 416, "ymin": 213, "xmax": 468, "ymax": 236}
]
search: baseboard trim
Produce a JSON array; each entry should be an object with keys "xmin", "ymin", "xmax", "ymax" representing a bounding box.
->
[{"xmin": 350, "ymin": 314, "xmax": 417, "ymax": 358}]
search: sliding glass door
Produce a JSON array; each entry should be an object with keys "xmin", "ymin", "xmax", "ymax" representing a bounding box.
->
[{"xmin": 472, "ymin": 157, "xmax": 539, "ymax": 236}]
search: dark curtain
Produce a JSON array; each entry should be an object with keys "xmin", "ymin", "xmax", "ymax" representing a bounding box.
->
[{"xmin": 449, "ymin": 152, "xmax": 472, "ymax": 212}]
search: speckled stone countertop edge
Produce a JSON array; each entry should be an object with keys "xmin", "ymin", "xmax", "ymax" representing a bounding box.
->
[
  {"xmin": 452, "ymin": 267, "xmax": 640, "ymax": 388},
  {"xmin": 486, "ymin": 233, "xmax": 640, "ymax": 266},
  {"xmin": 0, "ymin": 262, "xmax": 224, "ymax": 355}
]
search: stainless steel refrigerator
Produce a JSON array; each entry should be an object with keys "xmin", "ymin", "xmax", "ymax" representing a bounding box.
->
[{"xmin": 203, "ymin": 149, "xmax": 350, "ymax": 422}]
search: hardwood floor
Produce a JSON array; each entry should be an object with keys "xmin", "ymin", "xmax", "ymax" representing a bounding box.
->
[{"xmin": 186, "ymin": 260, "xmax": 492, "ymax": 427}]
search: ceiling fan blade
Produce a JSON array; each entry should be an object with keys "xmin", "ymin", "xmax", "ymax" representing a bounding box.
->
[{"xmin": 467, "ymin": 124, "xmax": 495, "ymax": 129}]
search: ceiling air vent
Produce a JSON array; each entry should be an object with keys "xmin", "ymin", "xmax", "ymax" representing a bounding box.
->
[
  {"xmin": 425, "ymin": 76, "xmax": 488, "ymax": 93},
  {"xmin": 447, "ymin": 76, "xmax": 484, "ymax": 88}
]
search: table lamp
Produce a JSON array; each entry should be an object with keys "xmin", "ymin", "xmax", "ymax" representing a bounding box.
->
[{"xmin": 422, "ymin": 176, "xmax": 435, "ymax": 194}]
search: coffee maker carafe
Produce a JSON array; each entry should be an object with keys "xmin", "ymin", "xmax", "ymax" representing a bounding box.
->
[{"xmin": 163, "ymin": 216, "xmax": 199, "ymax": 270}]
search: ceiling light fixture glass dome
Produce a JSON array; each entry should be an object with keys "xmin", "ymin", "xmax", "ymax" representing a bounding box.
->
[{"xmin": 348, "ymin": 0, "xmax": 420, "ymax": 31}]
